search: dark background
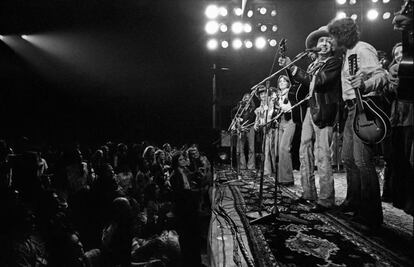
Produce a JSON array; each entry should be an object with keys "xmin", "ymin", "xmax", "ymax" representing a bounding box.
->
[{"xmin": 0, "ymin": 0, "xmax": 403, "ymax": 148}]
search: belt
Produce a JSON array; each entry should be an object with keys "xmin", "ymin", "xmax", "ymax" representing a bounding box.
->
[{"xmin": 345, "ymin": 98, "xmax": 356, "ymax": 108}]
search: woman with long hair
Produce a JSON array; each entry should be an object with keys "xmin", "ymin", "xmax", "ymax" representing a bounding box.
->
[
  {"xmin": 169, "ymin": 151, "xmax": 201, "ymax": 266},
  {"xmin": 274, "ymin": 75, "xmax": 296, "ymax": 186}
]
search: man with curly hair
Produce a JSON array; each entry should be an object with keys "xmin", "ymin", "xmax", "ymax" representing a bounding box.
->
[{"xmin": 328, "ymin": 17, "xmax": 388, "ymax": 229}]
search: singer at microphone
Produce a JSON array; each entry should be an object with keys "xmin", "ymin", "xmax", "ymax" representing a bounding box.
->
[
  {"xmin": 306, "ymin": 47, "xmax": 322, "ymax": 52},
  {"xmin": 278, "ymin": 26, "xmax": 341, "ymax": 213}
]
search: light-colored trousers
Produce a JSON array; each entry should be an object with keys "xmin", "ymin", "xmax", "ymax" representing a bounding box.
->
[
  {"xmin": 237, "ymin": 127, "xmax": 256, "ymax": 170},
  {"xmin": 299, "ymin": 108, "xmax": 335, "ymax": 207},
  {"xmin": 263, "ymin": 128, "xmax": 276, "ymax": 176},
  {"xmin": 274, "ymin": 117, "xmax": 296, "ymax": 183}
]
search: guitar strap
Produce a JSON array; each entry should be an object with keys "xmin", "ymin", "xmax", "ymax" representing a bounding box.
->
[{"xmin": 307, "ymin": 56, "xmax": 333, "ymax": 97}]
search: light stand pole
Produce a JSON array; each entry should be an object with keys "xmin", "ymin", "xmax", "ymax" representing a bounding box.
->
[{"xmin": 212, "ymin": 63, "xmax": 217, "ymax": 129}]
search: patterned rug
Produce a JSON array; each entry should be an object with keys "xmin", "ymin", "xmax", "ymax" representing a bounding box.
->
[{"xmin": 218, "ymin": 169, "xmax": 413, "ymax": 267}]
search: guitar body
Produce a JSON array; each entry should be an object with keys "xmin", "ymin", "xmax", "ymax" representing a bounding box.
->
[{"xmin": 353, "ymin": 98, "xmax": 391, "ymax": 144}]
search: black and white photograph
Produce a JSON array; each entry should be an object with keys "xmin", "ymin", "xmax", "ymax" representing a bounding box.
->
[{"xmin": 0, "ymin": 0, "xmax": 412, "ymax": 266}]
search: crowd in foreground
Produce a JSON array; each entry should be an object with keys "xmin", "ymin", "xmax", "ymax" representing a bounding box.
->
[{"xmin": 0, "ymin": 137, "xmax": 212, "ymax": 267}]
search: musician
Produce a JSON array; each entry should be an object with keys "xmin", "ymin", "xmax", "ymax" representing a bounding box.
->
[
  {"xmin": 232, "ymin": 93, "xmax": 256, "ymax": 170},
  {"xmin": 328, "ymin": 17, "xmax": 388, "ymax": 228},
  {"xmin": 279, "ymin": 26, "xmax": 341, "ymax": 212},
  {"xmin": 274, "ymin": 75, "xmax": 296, "ymax": 186},
  {"xmin": 254, "ymin": 85, "xmax": 276, "ymax": 176},
  {"xmin": 384, "ymin": 42, "xmax": 414, "ymax": 215}
]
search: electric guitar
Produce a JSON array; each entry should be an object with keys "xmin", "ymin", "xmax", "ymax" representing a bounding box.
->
[{"xmin": 348, "ymin": 54, "xmax": 391, "ymax": 144}]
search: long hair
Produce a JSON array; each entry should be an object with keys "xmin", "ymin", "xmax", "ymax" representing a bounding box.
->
[
  {"xmin": 171, "ymin": 151, "xmax": 184, "ymax": 170},
  {"xmin": 328, "ymin": 17, "xmax": 359, "ymax": 49},
  {"xmin": 277, "ymin": 75, "xmax": 291, "ymax": 90}
]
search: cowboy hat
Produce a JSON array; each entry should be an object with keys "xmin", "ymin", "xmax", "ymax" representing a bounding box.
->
[{"xmin": 305, "ymin": 25, "xmax": 329, "ymax": 49}]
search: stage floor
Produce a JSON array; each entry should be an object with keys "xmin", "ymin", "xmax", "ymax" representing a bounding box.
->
[{"xmin": 208, "ymin": 167, "xmax": 413, "ymax": 267}]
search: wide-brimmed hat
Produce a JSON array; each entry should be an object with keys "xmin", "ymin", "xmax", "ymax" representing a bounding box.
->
[
  {"xmin": 255, "ymin": 85, "xmax": 267, "ymax": 97},
  {"xmin": 305, "ymin": 25, "xmax": 329, "ymax": 49}
]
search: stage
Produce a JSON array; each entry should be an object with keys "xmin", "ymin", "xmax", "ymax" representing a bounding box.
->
[{"xmin": 208, "ymin": 167, "xmax": 413, "ymax": 267}]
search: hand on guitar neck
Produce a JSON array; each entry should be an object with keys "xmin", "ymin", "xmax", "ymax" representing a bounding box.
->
[
  {"xmin": 348, "ymin": 54, "xmax": 391, "ymax": 144},
  {"xmin": 347, "ymin": 73, "xmax": 366, "ymax": 92}
]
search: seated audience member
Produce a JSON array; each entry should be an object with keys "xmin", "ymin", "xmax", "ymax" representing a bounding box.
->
[
  {"xmin": 101, "ymin": 197, "xmax": 133, "ymax": 267},
  {"xmin": 152, "ymin": 149, "xmax": 171, "ymax": 194},
  {"xmin": 115, "ymin": 158, "xmax": 134, "ymax": 196},
  {"xmin": 54, "ymin": 147, "xmax": 90, "ymax": 199},
  {"xmin": 91, "ymin": 164, "xmax": 123, "ymax": 225},
  {"xmin": 142, "ymin": 145, "xmax": 156, "ymax": 170},
  {"xmin": 131, "ymin": 230, "xmax": 181, "ymax": 267},
  {"xmin": 113, "ymin": 143, "xmax": 128, "ymax": 173},
  {"xmin": 169, "ymin": 151, "xmax": 202, "ymax": 267},
  {"xmin": 163, "ymin": 143, "xmax": 173, "ymax": 166}
]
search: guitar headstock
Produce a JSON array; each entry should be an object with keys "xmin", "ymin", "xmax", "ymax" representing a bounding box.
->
[
  {"xmin": 279, "ymin": 38, "xmax": 287, "ymax": 58},
  {"xmin": 348, "ymin": 54, "xmax": 359, "ymax": 76}
]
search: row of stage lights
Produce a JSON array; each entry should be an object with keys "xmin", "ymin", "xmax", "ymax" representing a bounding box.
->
[
  {"xmin": 207, "ymin": 37, "xmax": 277, "ymax": 50},
  {"xmin": 336, "ymin": 0, "xmax": 390, "ymax": 4},
  {"xmin": 205, "ymin": 5, "xmax": 277, "ymax": 19},
  {"xmin": 205, "ymin": 4, "xmax": 278, "ymax": 51},
  {"xmin": 335, "ymin": 0, "xmax": 393, "ymax": 21},
  {"xmin": 336, "ymin": 10, "xmax": 392, "ymax": 20},
  {"xmin": 205, "ymin": 21, "xmax": 277, "ymax": 35}
]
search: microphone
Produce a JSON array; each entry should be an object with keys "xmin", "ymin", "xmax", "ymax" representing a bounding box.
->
[{"xmin": 306, "ymin": 47, "xmax": 322, "ymax": 52}]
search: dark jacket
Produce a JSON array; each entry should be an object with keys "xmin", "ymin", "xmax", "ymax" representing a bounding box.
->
[
  {"xmin": 284, "ymin": 80, "xmax": 308, "ymax": 124},
  {"xmin": 290, "ymin": 56, "xmax": 342, "ymax": 128},
  {"xmin": 231, "ymin": 101, "xmax": 256, "ymax": 124}
]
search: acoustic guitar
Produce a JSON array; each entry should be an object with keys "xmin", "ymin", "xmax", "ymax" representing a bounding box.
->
[{"xmin": 348, "ymin": 54, "xmax": 391, "ymax": 144}]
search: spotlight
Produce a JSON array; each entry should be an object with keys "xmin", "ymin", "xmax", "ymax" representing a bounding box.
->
[
  {"xmin": 243, "ymin": 23, "xmax": 252, "ymax": 33},
  {"xmin": 219, "ymin": 7, "xmax": 228, "ymax": 17},
  {"xmin": 383, "ymin": 0, "xmax": 390, "ymax": 3},
  {"xmin": 383, "ymin": 12, "xmax": 391, "ymax": 19},
  {"xmin": 221, "ymin": 40, "xmax": 229, "ymax": 48},
  {"xmin": 234, "ymin": 7, "xmax": 243, "ymax": 16},
  {"xmin": 232, "ymin": 39, "xmax": 243, "ymax": 49},
  {"xmin": 231, "ymin": 22, "xmax": 243, "ymax": 34},
  {"xmin": 205, "ymin": 5, "xmax": 219, "ymax": 19},
  {"xmin": 245, "ymin": 40, "xmax": 253, "ymax": 48},
  {"xmin": 207, "ymin": 39, "xmax": 218, "ymax": 50},
  {"xmin": 336, "ymin": 0, "xmax": 347, "ymax": 5},
  {"xmin": 269, "ymin": 39, "xmax": 277, "ymax": 47},
  {"xmin": 367, "ymin": 9, "xmax": 379, "ymax": 20},
  {"xmin": 271, "ymin": 10, "xmax": 277, "ymax": 16},
  {"xmin": 220, "ymin": 24, "xmax": 228, "ymax": 32},
  {"xmin": 259, "ymin": 7, "xmax": 267, "ymax": 15},
  {"xmin": 0, "ymin": 35, "xmax": 4, "ymax": 40},
  {"xmin": 336, "ymin": 11, "xmax": 347, "ymax": 19},
  {"xmin": 272, "ymin": 25, "xmax": 278, "ymax": 32},
  {"xmin": 247, "ymin": 10, "xmax": 254, "ymax": 18},
  {"xmin": 260, "ymin": 25, "xmax": 267, "ymax": 32},
  {"xmin": 21, "ymin": 35, "xmax": 29, "ymax": 40},
  {"xmin": 255, "ymin": 37, "xmax": 267, "ymax": 49},
  {"xmin": 371, "ymin": 0, "xmax": 378, "ymax": 2},
  {"xmin": 351, "ymin": 14, "xmax": 358, "ymax": 20},
  {"xmin": 350, "ymin": 0, "xmax": 357, "ymax": 4},
  {"xmin": 205, "ymin": 21, "xmax": 219, "ymax": 35}
]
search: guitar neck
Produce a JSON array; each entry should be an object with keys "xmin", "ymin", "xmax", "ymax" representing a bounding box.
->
[{"xmin": 353, "ymin": 86, "xmax": 365, "ymax": 112}]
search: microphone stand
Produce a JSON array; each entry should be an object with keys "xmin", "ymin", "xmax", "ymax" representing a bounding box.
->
[
  {"xmin": 228, "ymin": 88, "xmax": 261, "ymax": 176},
  {"xmin": 250, "ymin": 50, "xmax": 311, "ymax": 224},
  {"xmin": 252, "ymin": 50, "xmax": 309, "ymax": 213}
]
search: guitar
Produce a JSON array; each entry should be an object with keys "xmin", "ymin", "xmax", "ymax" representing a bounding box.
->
[{"xmin": 348, "ymin": 54, "xmax": 391, "ymax": 144}]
